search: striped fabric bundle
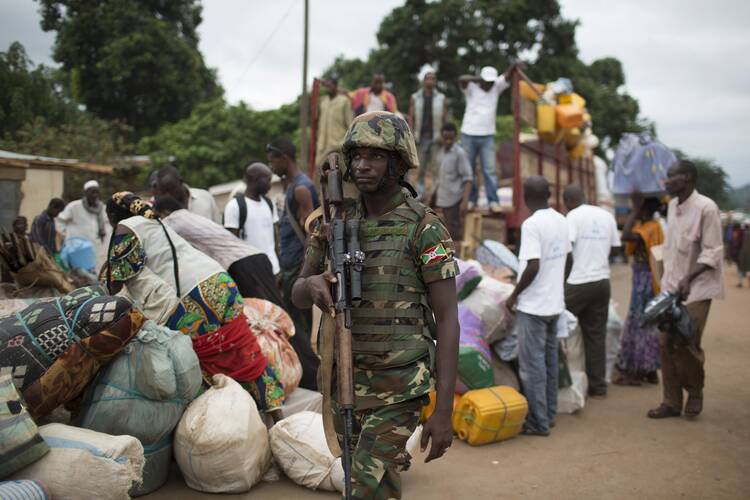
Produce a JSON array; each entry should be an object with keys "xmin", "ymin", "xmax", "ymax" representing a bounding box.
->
[
  {"xmin": 0, "ymin": 375, "xmax": 49, "ymax": 479},
  {"xmin": 0, "ymin": 480, "xmax": 50, "ymax": 499}
]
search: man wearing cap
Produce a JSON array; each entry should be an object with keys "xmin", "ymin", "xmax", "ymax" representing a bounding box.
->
[
  {"xmin": 459, "ymin": 64, "xmax": 518, "ymax": 212},
  {"xmin": 408, "ymin": 65, "xmax": 447, "ymax": 197},
  {"xmin": 292, "ymin": 111, "xmax": 460, "ymax": 498},
  {"xmin": 316, "ymin": 74, "xmax": 353, "ymax": 167},
  {"xmin": 56, "ymin": 180, "xmax": 109, "ymax": 269}
]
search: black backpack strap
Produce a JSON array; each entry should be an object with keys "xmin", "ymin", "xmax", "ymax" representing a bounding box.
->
[
  {"xmin": 234, "ymin": 193, "xmax": 247, "ymax": 239},
  {"xmin": 263, "ymin": 196, "xmax": 274, "ymax": 217}
]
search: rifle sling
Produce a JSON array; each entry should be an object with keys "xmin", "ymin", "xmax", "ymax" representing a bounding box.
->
[{"xmin": 318, "ymin": 311, "xmax": 343, "ymax": 458}]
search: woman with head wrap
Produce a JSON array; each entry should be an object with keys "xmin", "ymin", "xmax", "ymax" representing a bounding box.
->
[{"xmin": 104, "ymin": 192, "xmax": 285, "ymax": 420}]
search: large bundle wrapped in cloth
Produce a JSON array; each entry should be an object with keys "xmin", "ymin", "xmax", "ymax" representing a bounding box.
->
[
  {"xmin": 243, "ymin": 298, "xmax": 302, "ymax": 396},
  {"xmin": 0, "ymin": 374, "xmax": 49, "ymax": 479},
  {"xmin": 174, "ymin": 374, "xmax": 271, "ymax": 493},
  {"xmin": 0, "ymin": 233, "xmax": 73, "ymax": 294},
  {"xmin": 77, "ymin": 320, "xmax": 202, "ymax": 496},
  {"xmin": 0, "ymin": 286, "xmax": 145, "ymax": 418},
  {"xmin": 0, "ymin": 480, "xmax": 50, "ymax": 499},
  {"xmin": 10, "ymin": 423, "xmax": 144, "ymax": 500}
]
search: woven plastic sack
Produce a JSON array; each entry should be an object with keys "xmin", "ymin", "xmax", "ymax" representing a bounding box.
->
[
  {"xmin": 11, "ymin": 423, "xmax": 145, "ymax": 500},
  {"xmin": 0, "ymin": 375, "xmax": 49, "ymax": 479},
  {"xmin": 243, "ymin": 298, "xmax": 302, "ymax": 395},
  {"xmin": 174, "ymin": 374, "xmax": 271, "ymax": 493},
  {"xmin": 475, "ymin": 240, "xmax": 519, "ymax": 274},
  {"xmin": 77, "ymin": 320, "xmax": 202, "ymax": 496},
  {"xmin": 455, "ymin": 259, "xmax": 482, "ymax": 300}
]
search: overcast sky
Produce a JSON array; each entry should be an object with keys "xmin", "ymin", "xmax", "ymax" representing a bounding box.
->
[{"xmin": 2, "ymin": 0, "xmax": 748, "ymax": 186}]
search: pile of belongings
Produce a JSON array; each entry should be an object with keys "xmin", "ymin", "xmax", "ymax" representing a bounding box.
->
[
  {"xmin": 0, "ymin": 232, "xmax": 74, "ymax": 294},
  {"xmin": 520, "ymin": 76, "xmax": 598, "ymax": 159},
  {"xmin": 611, "ymin": 133, "xmax": 676, "ymax": 195},
  {"xmin": 454, "ymin": 259, "xmax": 519, "ymax": 396},
  {"xmin": 0, "ymin": 285, "xmax": 151, "ymax": 498}
]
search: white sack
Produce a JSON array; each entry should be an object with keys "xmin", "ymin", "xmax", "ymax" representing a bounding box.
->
[
  {"xmin": 11, "ymin": 423, "xmax": 144, "ymax": 500},
  {"xmin": 557, "ymin": 371, "xmax": 588, "ymax": 414},
  {"xmin": 174, "ymin": 374, "xmax": 271, "ymax": 493}
]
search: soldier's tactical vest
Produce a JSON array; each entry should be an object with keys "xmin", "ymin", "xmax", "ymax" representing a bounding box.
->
[{"xmin": 348, "ymin": 195, "xmax": 436, "ymax": 370}]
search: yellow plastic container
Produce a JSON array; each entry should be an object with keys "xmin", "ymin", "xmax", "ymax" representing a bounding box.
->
[
  {"xmin": 520, "ymin": 81, "xmax": 545, "ymax": 101},
  {"xmin": 558, "ymin": 92, "xmax": 586, "ymax": 108},
  {"xmin": 452, "ymin": 386, "xmax": 528, "ymax": 446},
  {"xmin": 565, "ymin": 127, "xmax": 582, "ymax": 147},
  {"xmin": 556, "ymin": 104, "xmax": 584, "ymax": 129},
  {"xmin": 536, "ymin": 103, "xmax": 556, "ymax": 134},
  {"xmin": 420, "ymin": 392, "xmax": 461, "ymax": 423}
]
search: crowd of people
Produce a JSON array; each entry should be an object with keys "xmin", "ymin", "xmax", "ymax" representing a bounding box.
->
[{"xmin": 1, "ymin": 62, "xmax": 732, "ymax": 497}]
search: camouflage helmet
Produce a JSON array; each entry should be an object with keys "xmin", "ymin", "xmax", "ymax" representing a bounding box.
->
[{"xmin": 341, "ymin": 111, "xmax": 419, "ymax": 171}]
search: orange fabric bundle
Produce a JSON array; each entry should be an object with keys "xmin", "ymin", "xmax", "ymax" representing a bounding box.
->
[{"xmin": 243, "ymin": 298, "xmax": 302, "ymax": 396}]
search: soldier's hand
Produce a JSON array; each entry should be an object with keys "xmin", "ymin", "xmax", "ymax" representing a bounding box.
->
[
  {"xmin": 421, "ymin": 409, "xmax": 453, "ymax": 463},
  {"xmin": 306, "ymin": 271, "xmax": 337, "ymax": 316}
]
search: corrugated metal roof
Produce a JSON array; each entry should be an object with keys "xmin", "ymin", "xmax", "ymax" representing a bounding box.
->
[{"xmin": 0, "ymin": 149, "xmax": 113, "ymax": 173}]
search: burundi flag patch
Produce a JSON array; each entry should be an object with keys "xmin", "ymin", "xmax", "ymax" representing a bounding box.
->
[{"xmin": 421, "ymin": 243, "xmax": 448, "ymax": 265}]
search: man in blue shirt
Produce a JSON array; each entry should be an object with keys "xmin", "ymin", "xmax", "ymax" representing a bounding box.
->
[{"xmin": 267, "ymin": 136, "xmax": 320, "ymax": 390}]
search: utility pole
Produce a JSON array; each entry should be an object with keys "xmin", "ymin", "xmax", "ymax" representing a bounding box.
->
[{"xmin": 299, "ymin": 0, "xmax": 310, "ymax": 170}]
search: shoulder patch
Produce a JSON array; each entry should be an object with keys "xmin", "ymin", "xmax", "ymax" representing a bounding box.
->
[{"xmin": 420, "ymin": 243, "xmax": 448, "ymax": 265}]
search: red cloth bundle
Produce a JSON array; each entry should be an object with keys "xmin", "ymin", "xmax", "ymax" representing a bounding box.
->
[{"xmin": 191, "ymin": 314, "xmax": 267, "ymax": 383}]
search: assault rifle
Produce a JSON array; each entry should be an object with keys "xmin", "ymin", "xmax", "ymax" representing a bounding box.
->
[{"xmin": 320, "ymin": 152, "xmax": 364, "ymax": 500}]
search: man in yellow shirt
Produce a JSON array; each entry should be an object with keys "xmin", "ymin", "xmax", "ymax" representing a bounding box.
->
[{"xmin": 316, "ymin": 74, "xmax": 353, "ymax": 167}]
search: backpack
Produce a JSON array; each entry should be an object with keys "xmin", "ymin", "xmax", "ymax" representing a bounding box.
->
[{"xmin": 226, "ymin": 194, "xmax": 274, "ymax": 240}]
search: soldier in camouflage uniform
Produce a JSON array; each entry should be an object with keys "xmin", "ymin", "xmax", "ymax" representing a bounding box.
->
[{"xmin": 292, "ymin": 111, "xmax": 460, "ymax": 499}]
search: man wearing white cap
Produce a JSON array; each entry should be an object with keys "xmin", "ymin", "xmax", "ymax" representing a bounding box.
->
[
  {"xmin": 459, "ymin": 63, "xmax": 518, "ymax": 212},
  {"xmin": 56, "ymin": 179, "xmax": 110, "ymax": 269},
  {"xmin": 408, "ymin": 64, "xmax": 447, "ymax": 196}
]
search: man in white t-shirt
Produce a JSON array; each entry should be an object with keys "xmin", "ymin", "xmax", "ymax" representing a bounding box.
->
[
  {"xmin": 224, "ymin": 162, "xmax": 280, "ymax": 275},
  {"xmin": 563, "ymin": 185, "xmax": 621, "ymax": 397},
  {"xmin": 458, "ymin": 63, "xmax": 518, "ymax": 212},
  {"xmin": 507, "ymin": 176, "xmax": 572, "ymax": 436}
]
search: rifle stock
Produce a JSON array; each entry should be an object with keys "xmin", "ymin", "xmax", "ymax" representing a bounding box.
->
[{"xmin": 320, "ymin": 152, "xmax": 361, "ymax": 500}]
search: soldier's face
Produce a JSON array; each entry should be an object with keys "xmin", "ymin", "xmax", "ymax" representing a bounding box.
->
[{"xmin": 350, "ymin": 147, "xmax": 390, "ymax": 193}]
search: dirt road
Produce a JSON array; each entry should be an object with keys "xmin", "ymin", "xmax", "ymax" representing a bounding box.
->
[{"xmin": 155, "ymin": 264, "xmax": 750, "ymax": 499}]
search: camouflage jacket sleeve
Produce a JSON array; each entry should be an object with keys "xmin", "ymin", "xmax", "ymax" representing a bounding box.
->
[
  {"xmin": 414, "ymin": 210, "xmax": 459, "ymax": 284},
  {"xmin": 304, "ymin": 219, "xmax": 328, "ymax": 273}
]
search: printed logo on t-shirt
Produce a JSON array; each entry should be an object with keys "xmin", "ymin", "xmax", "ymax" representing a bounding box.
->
[{"xmin": 545, "ymin": 243, "xmax": 567, "ymax": 261}]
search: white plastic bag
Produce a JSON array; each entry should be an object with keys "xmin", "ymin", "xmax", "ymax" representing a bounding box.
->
[
  {"xmin": 174, "ymin": 374, "xmax": 271, "ymax": 493},
  {"xmin": 282, "ymin": 387, "xmax": 323, "ymax": 417},
  {"xmin": 557, "ymin": 371, "xmax": 588, "ymax": 414},
  {"xmin": 460, "ymin": 276, "xmax": 514, "ymax": 342},
  {"xmin": 606, "ymin": 302, "xmax": 624, "ymax": 383},
  {"xmin": 11, "ymin": 423, "xmax": 144, "ymax": 500}
]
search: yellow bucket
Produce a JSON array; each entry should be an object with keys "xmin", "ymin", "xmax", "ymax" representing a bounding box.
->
[{"xmin": 536, "ymin": 103, "xmax": 556, "ymax": 134}]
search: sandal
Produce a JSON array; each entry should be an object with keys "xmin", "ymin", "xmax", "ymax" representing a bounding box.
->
[{"xmin": 647, "ymin": 404, "xmax": 681, "ymax": 419}]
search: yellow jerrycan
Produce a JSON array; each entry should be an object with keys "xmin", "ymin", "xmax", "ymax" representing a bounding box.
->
[{"xmin": 452, "ymin": 386, "xmax": 528, "ymax": 445}]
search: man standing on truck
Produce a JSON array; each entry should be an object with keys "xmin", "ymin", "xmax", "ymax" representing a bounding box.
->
[
  {"xmin": 408, "ymin": 65, "xmax": 447, "ymax": 196},
  {"xmin": 458, "ymin": 63, "xmax": 519, "ymax": 212}
]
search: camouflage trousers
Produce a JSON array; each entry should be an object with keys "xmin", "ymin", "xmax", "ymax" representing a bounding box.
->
[{"xmin": 332, "ymin": 397, "xmax": 423, "ymax": 500}]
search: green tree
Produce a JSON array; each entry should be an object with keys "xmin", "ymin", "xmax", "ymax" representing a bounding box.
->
[
  {"xmin": 0, "ymin": 42, "xmax": 78, "ymax": 137},
  {"xmin": 674, "ymin": 149, "xmax": 731, "ymax": 208},
  {"xmin": 37, "ymin": 0, "xmax": 220, "ymax": 138},
  {"xmin": 138, "ymin": 99, "xmax": 300, "ymax": 188}
]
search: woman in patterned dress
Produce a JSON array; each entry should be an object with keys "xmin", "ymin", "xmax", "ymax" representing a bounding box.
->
[
  {"xmin": 103, "ymin": 192, "xmax": 284, "ymax": 419},
  {"xmin": 613, "ymin": 194, "xmax": 665, "ymax": 386}
]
